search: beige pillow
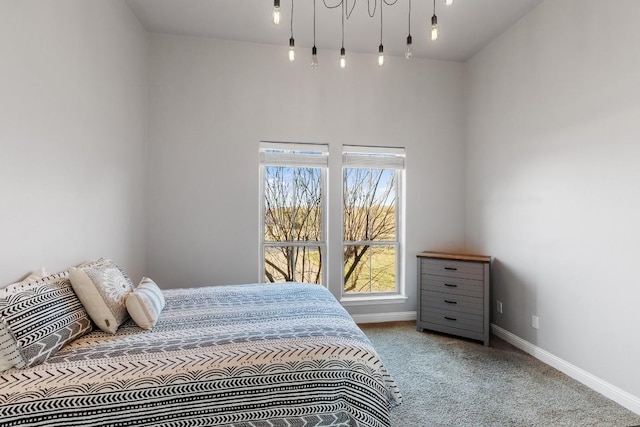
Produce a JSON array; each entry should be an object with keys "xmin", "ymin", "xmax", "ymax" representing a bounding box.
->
[
  {"xmin": 69, "ymin": 259, "xmax": 134, "ymax": 334},
  {"xmin": 126, "ymin": 277, "xmax": 165, "ymax": 330}
]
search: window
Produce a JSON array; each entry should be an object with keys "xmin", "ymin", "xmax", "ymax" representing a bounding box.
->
[
  {"xmin": 259, "ymin": 142, "xmax": 328, "ymax": 285},
  {"xmin": 342, "ymin": 146, "xmax": 405, "ymax": 295}
]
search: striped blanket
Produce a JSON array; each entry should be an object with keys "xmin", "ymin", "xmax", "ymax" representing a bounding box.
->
[{"xmin": 0, "ymin": 283, "xmax": 401, "ymax": 426}]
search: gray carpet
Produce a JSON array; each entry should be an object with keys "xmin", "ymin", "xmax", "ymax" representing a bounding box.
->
[{"xmin": 360, "ymin": 322, "xmax": 640, "ymax": 427}]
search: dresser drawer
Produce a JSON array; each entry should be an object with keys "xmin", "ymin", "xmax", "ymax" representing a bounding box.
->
[
  {"xmin": 420, "ymin": 275, "xmax": 483, "ymax": 298},
  {"xmin": 420, "ymin": 307, "xmax": 483, "ymax": 334},
  {"xmin": 420, "ymin": 258, "xmax": 484, "ymax": 281},
  {"xmin": 421, "ymin": 290, "xmax": 483, "ymax": 315}
]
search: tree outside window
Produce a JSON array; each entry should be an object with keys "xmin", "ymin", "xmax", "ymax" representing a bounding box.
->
[
  {"xmin": 343, "ymin": 167, "xmax": 398, "ymax": 293},
  {"xmin": 259, "ymin": 142, "xmax": 404, "ymax": 296},
  {"xmin": 260, "ymin": 142, "xmax": 327, "ymax": 285},
  {"xmin": 342, "ymin": 146, "xmax": 404, "ymax": 295}
]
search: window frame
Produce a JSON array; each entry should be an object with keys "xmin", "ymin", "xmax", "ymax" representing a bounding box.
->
[
  {"xmin": 341, "ymin": 145, "xmax": 406, "ymax": 299},
  {"xmin": 258, "ymin": 141, "xmax": 329, "ymax": 287}
]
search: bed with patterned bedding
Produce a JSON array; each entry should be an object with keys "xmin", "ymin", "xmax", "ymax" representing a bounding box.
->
[{"xmin": 0, "ymin": 282, "xmax": 401, "ymax": 426}]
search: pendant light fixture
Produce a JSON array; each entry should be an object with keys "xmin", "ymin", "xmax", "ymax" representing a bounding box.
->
[
  {"xmin": 311, "ymin": 0, "xmax": 318, "ymax": 68},
  {"xmin": 269, "ymin": 0, "xmax": 455, "ymax": 68},
  {"xmin": 289, "ymin": 37, "xmax": 295, "ymax": 61},
  {"xmin": 288, "ymin": 0, "xmax": 295, "ymax": 61},
  {"xmin": 405, "ymin": 0, "xmax": 413, "ymax": 59},
  {"xmin": 377, "ymin": 0, "xmax": 384, "ymax": 66},
  {"xmin": 272, "ymin": 0, "xmax": 281, "ymax": 25},
  {"xmin": 431, "ymin": 0, "xmax": 439, "ymax": 41}
]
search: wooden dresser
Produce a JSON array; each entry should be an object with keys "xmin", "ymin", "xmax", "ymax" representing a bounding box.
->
[{"xmin": 417, "ymin": 252, "xmax": 491, "ymax": 346}]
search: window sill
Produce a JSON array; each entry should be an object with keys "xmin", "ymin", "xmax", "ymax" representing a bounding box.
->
[{"xmin": 339, "ymin": 295, "xmax": 408, "ymax": 307}]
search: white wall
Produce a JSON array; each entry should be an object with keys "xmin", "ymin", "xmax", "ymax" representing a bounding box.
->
[
  {"xmin": 466, "ymin": 0, "xmax": 640, "ymax": 401},
  {"xmin": 146, "ymin": 34, "xmax": 467, "ymax": 314},
  {"xmin": 0, "ymin": 0, "xmax": 148, "ymax": 283}
]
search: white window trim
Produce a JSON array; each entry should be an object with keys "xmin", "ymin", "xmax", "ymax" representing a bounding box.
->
[
  {"xmin": 258, "ymin": 141, "xmax": 329, "ymax": 287},
  {"xmin": 341, "ymin": 145, "xmax": 406, "ymax": 300},
  {"xmin": 340, "ymin": 294, "xmax": 408, "ymax": 306}
]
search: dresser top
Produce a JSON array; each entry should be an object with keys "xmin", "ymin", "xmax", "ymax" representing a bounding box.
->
[{"xmin": 417, "ymin": 251, "xmax": 491, "ymax": 263}]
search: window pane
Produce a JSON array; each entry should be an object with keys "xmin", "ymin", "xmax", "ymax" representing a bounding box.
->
[
  {"xmin": 343, "ymin": 245, "xmax": 396, "ymax": 294},
  {"xmin": 370, "ymin": 245, "xmax": 396, "ymax": 292},
  {"xmin": 264, "ymin": 246, "xmax": 323, "ymax": 284},
  {"xmin": 343, "ymin": 168, "xmax": 397, "ymax": 242},
  {"xmin": 264, "ymin": 166, "xmax": 322, "ymax": 242},
  {"xmin": 344, "ymin": 244, "xmax": 369, "ymax": 293}
]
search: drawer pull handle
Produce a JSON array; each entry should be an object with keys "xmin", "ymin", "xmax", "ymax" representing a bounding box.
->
[
  {"xmin": 444, "ymin": 316, "xmax": 457, "ymax": 321},
  {"xmin": 444, "ymin": 283, "xmax": 457, "ymax": 288},
  {"xmin": 444, "ymin": 300, "xmax": 457, "ymax": 305},
  {"xmin": 444, "ymin": 267, "xmax": 457, "ymax": 271}
]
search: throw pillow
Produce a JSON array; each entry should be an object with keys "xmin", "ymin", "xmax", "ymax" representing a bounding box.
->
[
  {"xmin": 1, "ymin": 270, "xmax": 70, "ymax": 371},
  {"xmin": 126, "ymin": 277, "xmax": 166, "ymax": 330},
  {"xmin": 0, "ymin": 267, "xmax": 49, "ymax": 290},
  {"xmin": 69, "ymin": 259, "xmax": 134, "ymax": 334},
  {"xmin": 0, "ymin": 273, "xmax": 92, "ymax": 371}
]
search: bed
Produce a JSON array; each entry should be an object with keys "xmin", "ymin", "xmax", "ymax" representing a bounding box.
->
[{"xmin": 0, "ymin": 282, "xmax": 401, "ymax": 426}]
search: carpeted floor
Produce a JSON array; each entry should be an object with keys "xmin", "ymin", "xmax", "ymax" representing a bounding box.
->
[{"xmin": 360, "ymin": 322, "xmax": 640, "ymax": 427}]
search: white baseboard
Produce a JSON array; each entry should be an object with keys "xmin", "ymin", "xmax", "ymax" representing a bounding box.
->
[
  {"xmin": 351, "ymin": 311, "xmax": 417, "ymax": 324},
  {"xmin": 491, "ymin": 324, "xmax": 640, "ymax": 416}
]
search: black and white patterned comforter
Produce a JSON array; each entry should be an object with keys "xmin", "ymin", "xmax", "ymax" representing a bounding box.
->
[{"xmin": 0, "ymin": 283, "xmax": 402, "ymax": 426}]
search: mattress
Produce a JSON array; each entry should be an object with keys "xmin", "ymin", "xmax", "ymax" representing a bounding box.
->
[{"xmin": 0, "ymin": 283, "xmax": 401, "ymax": 426}]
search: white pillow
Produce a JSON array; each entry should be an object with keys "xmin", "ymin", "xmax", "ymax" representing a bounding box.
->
[
  {"xmin": 69, "ymin": 259, "xmax": 134, "ymax": 334},
  {"xmin": 126, "ymin": 277, "xmax": 165, "ymax": 330}
]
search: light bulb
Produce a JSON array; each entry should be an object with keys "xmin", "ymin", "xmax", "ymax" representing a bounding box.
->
[
  {"xmin": 405, "ymin": 35, "xmax": 413, "ymax": 59},
  {"xmin": 311, "ymin": 46, "xmax": 318, "ymax": 68},
  {"xmin": 340, "ymin": 47, "xmax": 346, "ymax": 69},
  {"xmin": 272, "ymin": 0, "xmax": 281, "ymax": 25},
  {"xmin": 378, "ymin": 44, "xmax": 384, "ymax": 66},
  {"xmin": 288, "ymin": 37, "xmax": 295, "ymax": 62},
  {"xmin": 431, "ymin": 15, "xmax": 438, "ymax": 41},
  {"xmin": 445, "ymin": 0, "xmax": 453, "ymax": 5}
]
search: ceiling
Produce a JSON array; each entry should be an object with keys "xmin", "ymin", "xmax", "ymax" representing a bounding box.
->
[{"xmin": 126, "ymin": 0, "xmax": 543, "ymax": 62}]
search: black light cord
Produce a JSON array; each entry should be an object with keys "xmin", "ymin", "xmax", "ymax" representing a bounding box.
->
[
  {"xmin": 290, "ymin": 0, "xmax": 294, "ymax": 38},
  {"xmin": 408, "ymin": 0, "xmax": 411, "ymax": 35},
  {"xmin": 341, "ymin": 0, "xmax": 345, "ymax": 48},
  {"xmin": 323, "ymin": 0, "xmax": 341, "ymax": 8},
  {"xmin": 346, "ymin": 0, "xmax": 356, "ymax": 19},
  {"xmin": 379, "ymin": 0, "xmax": 383, "ymax": 44},
  {"xmin": 324, "ymin": 0, "xmax": 355, "ymax": 19},
  {"xmin": 368, "ymin": 0, "xmax": 376, "ymax": 18}
]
